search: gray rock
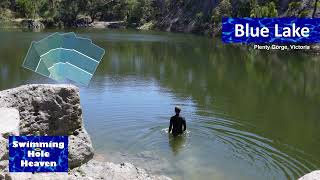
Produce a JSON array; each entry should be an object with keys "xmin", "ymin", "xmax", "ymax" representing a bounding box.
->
[
  {"xmin": 0, "ymin": 108, "xmax": 19, "ymax": 138},
  {"xmin": 0, "ymin": 160, "xmax": 8, "ymax": 172},
  {"xmin": 21, "ymin": 20, "xmax": 45, "ymax": 31},
  {"xmin": 0, "ymin": 84, "xmax": 94, "ymax": 169},
  {"xmin": 0, "ymin": 136, "xmax": 8, "ymax": 161},
  {"xmin": 69, "ymin": 130, "xmax": 94, "ymax": 168},
  {"xmin": 9, "ymin": 173, "xmax": 68, "ymax": 180},
  {"xmin": 70, "ymin": 160, "xmax": 171, "ymax": 180},
  {"xmin": 4, "ymin": 160, "xmax": 171, "ymax": 180},
  {"xmin": 299, "ymin": 170, "xmax": 320, "ymax": 180}
]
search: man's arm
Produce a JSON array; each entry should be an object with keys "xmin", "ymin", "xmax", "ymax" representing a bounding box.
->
[
  {"xmin": 169, "ymin": 118, "xmax": 173, "ymax": 133},
  {"xmin": 183, "ymin": 119, "xmax": 186, "ymax": 131}
]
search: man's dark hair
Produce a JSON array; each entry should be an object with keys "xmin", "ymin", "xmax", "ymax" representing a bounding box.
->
[{"xmin": 175, "ymin": 106, "xmax": 181, "ymax": 114}]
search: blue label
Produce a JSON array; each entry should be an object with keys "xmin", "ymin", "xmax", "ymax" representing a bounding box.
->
[
  {"xmin": 222, "ymin": 18, "xmax": 320, "ymax": 44},
  {"xmin": 9, "ymin": 136, "xmax": 68, "ymax": 172}
]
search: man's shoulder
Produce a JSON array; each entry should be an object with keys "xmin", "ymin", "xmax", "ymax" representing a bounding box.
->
[
  {"xmin": 177, "ymin": 116, "xmax": 185, "ymax": 121},
  {"xmin": 170, "ymin": 115, "xmax": 186, "ymax": 121}
]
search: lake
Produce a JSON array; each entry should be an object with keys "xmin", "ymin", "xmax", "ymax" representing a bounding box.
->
[{"xmin": 0, "ymin": 29, "xmax": 320, "ymax": 180}]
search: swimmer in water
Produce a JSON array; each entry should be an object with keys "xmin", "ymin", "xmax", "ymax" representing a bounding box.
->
[{"xmin": 169, "ymin": 106, "xmax": 187, "ymax": 136}]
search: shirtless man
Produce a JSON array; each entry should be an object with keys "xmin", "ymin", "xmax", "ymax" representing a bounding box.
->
[{"xmin": 169, "ymin": 106, "xmax": 186, "ymax": 136}]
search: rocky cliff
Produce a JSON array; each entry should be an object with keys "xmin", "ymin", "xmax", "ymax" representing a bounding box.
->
[
  {"xmin": 155, "ymin": 0, "xmax": 319, "ymax": 36},
  {"xmin": 0, "ymin": 84, "xmax": 170, "ymax": 180}
]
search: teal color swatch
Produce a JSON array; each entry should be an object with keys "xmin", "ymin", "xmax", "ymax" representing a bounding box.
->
[{"xmin": 22, "ymin": 32, "xmax": 105, "ymax": 86}]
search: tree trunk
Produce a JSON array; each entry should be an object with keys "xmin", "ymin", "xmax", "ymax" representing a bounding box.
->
[
  {"xmin": 313, "ymin": 0, "xmax": 319, "ymax": 17},
  {"xmin": 90, "ymin": 13, "xmax": 95, "ymax": 24}
]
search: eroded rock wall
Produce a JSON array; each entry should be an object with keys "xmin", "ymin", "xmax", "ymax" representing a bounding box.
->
[{"xmin": 0, "ymin": 84, "xmax": 94, "ymax": 170}]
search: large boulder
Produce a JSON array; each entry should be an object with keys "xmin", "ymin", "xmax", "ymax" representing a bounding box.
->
[
  {"xmin": 299, "ymin": 170, "xmax": 320, "ymax": 180},
  {"xmin": 0, "ymin": 84, "xmax": 94, "ymax": 169},
  {"xmin": 21, "ymin": 19, "xmax": 45, "ymax": 31}
]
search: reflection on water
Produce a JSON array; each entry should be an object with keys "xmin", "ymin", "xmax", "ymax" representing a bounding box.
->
[
  {"xmin": 169, "ymin": 134, "xmax": 186, "ymax": 156},
  {"xmin": 0, "ymin": 29, "xmax": 320, "ymax": 180},
  {"xmin": 163, "ymin": 128, "xmax": 189, "ymax": 156}
]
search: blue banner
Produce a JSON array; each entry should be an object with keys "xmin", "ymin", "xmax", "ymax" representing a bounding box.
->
[
  {"xmin": 9, "ymin": 136, "xmax": 68, "ymax": 172},
  {"xmin": 222, "ymin": 18, "xmax": 320, "ymax": 44}
]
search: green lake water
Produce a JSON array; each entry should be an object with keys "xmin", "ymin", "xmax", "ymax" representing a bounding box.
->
[{"xmin": 0, "ymin": 29, "xmax": 320, "ymax": 180}]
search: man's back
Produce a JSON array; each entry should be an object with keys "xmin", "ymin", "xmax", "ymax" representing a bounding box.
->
[{"xmin": 169, "ymin": 115, "xmax": 186, "ymax": 136}]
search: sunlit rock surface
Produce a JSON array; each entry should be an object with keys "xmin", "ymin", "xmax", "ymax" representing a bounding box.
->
[
  {"xmin": 7, "ymin": 160, "xmax": 170, "ymax": 180},
  {"xmin": 0, "ymin": 108, "xmax": 19, "ymax": 138},
  {"xmin": 299, "ymin": 170, "xmax": 320, "ymax": 180}
]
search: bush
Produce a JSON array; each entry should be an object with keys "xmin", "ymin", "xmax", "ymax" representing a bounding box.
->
[
  {"xmin": 250, "ymin": 1, "xmax": 278, "ymax": 17},
  {"xmin": 16, "ymin": 0, "xmax": 39, "ymax": 19},
  {"xmin": 288, "ymin": 2, "xmax": 301, "ymax": 9},
  {"xmin": 212, "ymin": 0, "xmax": 231, "ymax": 24},
  {"xmin": 299, "ymin": 10, "xmax": 310, "ymax": 17}
]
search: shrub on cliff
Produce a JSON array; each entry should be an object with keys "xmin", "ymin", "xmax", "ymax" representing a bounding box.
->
[{"xmin": 250, "ymin": 1, "xmax": 278, "ymax": 17}]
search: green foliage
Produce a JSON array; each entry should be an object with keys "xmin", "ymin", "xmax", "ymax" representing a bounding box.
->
[
  {"xmin": 125, "ymin": 0, "xmax": 159, "ymax": 26},
  {"xmin": 0, "ymin": 0, "xmax": 10, "ymax": 9},
  {"xmin": 232, "ymin": 0, "xmax": 252, "ymax": 17},
  {"xmin": 57, "ymin": 0, "xmax": 87, "ymax": 26},
  {"xmin": 101, "ymin": 0, "xmax": 127, "ymax": 21},
  {"xmin": 0, "ymin": 7, "xmax": 13, "ymax": 20},
  {"xmin": 299, "ymin": 9, "xmax": 310, "ymax": 17},
  {"xmin": 212, "ymin": 0, "xmax": 231, "ymax": 24},
  {"xmin": 250, "ymin": 1, "xmax": 278, "ymax": 17},
  {"xmin": 196, "ymin": 12, "xmax": 204, "ymax": 22},
  {"xmin": 288, "ymin": 2, "xmax": 301, "ymax": 9},
  {"xmin": 126, "ymin": 0, "xmax": 144, "ymax": 25},
  {"xmin": 16, "ymin": 0, "xmax": 40, "ymax": 18}
]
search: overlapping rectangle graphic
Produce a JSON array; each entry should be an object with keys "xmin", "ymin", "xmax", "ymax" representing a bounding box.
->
[{"xmin": 22, "ymin": 32, "xmax": 105, "ymax": 86}]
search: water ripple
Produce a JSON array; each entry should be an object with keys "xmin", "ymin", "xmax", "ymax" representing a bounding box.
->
[{"xmin": 195, "ymin": 117, "xmax": 318, "ymax": 179}]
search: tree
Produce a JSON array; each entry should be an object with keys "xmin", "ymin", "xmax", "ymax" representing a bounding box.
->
[
  {"xmin": 16, "ymin": 0, "xmax": 40, "ymax": 19},
  {"xmin": 250, "ymin": 1, "xmax": 278, "ymax": 17},
  {"xmin": 212, "ymin": 0, "xmax": 231, "ymax": 24},
  {"xmin": 86, "ymin": 0, "xmax": 112, "ymax": 23},
  {"xmin": 126, "ymin": 0, "xmax": 144, "ymax": 26},
  {"xmin": 58, "ymin": 0, "xmax": 86, "ymax": 26},
  {"xmin": 0, "ymin": 0, "xmax": 10, "ymax": 9}
]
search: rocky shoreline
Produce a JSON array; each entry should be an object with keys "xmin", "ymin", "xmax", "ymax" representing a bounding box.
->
[{"xmin": 0, "ymin": 84, "xmax": 170, "ymax": 180}]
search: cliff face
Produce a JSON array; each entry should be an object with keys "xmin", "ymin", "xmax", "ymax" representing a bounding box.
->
[
  {"xmin": 156, "ymin": 0, "xmax": 219, "ymax": 33},
  {"xmin": 279, "ymin": 0, "xmax": 291, "ymax": 13},
  {"xmin": 156, "ymin": 0, "xmax": 219, "ymax": 34},
  {"xmin": 283, "ymin": 0, "xmax": 320, "ymax": 17}
]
